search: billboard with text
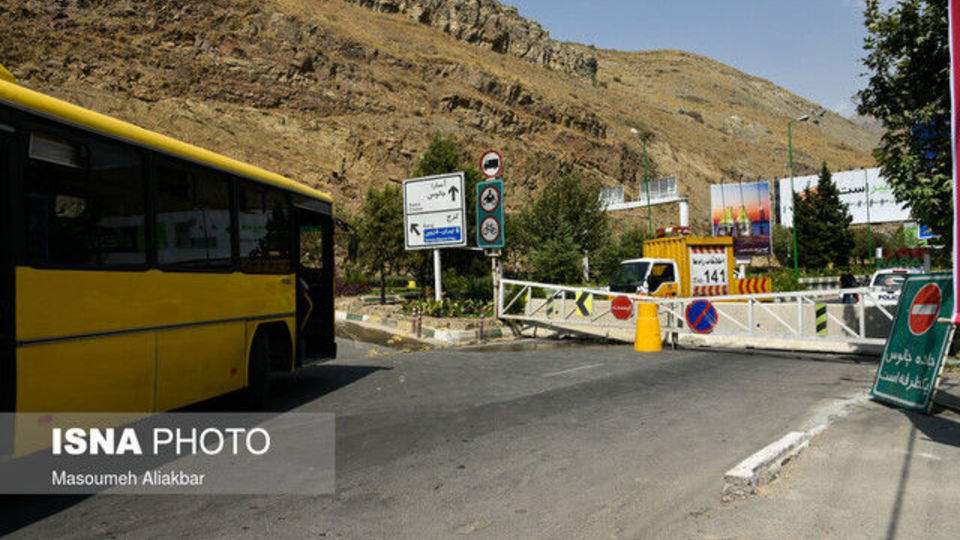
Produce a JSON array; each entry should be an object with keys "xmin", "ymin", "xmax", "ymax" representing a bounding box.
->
[{"xmin": 777, "ymin": 168, "xmax": 911, "ymax": 226}]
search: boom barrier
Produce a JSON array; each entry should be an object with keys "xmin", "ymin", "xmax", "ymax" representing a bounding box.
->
[{"xmin": 497, "ymin": 278, "xmax": 896, "ymax": 353}]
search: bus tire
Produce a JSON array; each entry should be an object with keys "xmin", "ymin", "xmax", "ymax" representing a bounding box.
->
[{"xmin": 242, "ymin": 331, "xmax": 271, "ymax": 410}]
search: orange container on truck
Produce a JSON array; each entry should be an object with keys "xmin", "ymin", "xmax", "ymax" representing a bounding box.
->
[{"xmin": 608, "ymin": 236, "xmax": 735, "ymax": 298}]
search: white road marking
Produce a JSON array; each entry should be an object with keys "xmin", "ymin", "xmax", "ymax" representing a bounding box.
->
[{"xmin": 543, "ymin": 363, "xmax": 604, "ymax": 377}]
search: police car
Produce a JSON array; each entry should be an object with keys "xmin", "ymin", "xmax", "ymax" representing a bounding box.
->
[{"xmin": 866, "ymin": 268, "xmax": 921, "ymax": 306}]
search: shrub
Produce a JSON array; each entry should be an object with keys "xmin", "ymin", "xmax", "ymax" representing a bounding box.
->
[
  {"xmin": 442, "ymin": 271, "xmax": 494, "ymax": 301},
  {"xmin": 401, "ymin": 299, "xmax": 493, "ymax": 318},
  {"xmin": 769, "ymin": 270, "xmax": 803, "ymax": 292}
]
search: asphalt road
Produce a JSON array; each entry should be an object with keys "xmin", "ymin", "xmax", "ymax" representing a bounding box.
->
[{"xmin": 2, "ymin": 334, "xmax": 878, "ymax": 539}]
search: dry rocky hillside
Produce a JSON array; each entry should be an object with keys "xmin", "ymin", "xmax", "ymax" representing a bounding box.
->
[{"xmin": 1, "ymin": 0, "xmax": 878, "ymax": 231}]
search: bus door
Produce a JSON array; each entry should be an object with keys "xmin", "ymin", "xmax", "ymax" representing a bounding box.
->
[{"xmin": 296, "ymin": 207, "xmax": 336, "ymax": 364}]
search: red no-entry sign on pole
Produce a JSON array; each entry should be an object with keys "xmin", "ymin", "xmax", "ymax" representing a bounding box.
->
[
  {"xmin": 909, "ymin": 283, "xmax": 942, "ymax": 336},
  {"xmin": 611, "ymin": 295, "xmax": 634, "ymax": 320}
]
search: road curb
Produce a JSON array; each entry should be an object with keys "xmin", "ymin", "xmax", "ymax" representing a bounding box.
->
[
  {"xmin": 722, "ymin": 431, "xmax": 809, "ymax": 501},
  {"xmin": 721, "ymin": 393, "xmax": 869, "ymax": 501},
  {"xmin": 335, "ymin": 310, "xmax": 510, "ymax": 345}
]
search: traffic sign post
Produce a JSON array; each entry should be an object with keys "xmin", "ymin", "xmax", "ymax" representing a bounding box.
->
[
  {"xmin": 478, "ymin": 151, "xmax": 506, "ymax": 309},
  {"xmin": 480, "ymin": 150, "xmax": 503, "ymax": 179},
  {"xmin": 574, "ymin": 291, "xmax": 593, "ymax": 317},
  {"xmin": 685, "ymin": 299, "xmax": 718, "ymax": 334},
  {"xmin": 871, "ymin": 273, "xmax": 955, "ymax": 413},
  {"xmin": 403, "ymin": 172, "xmax": 467, "ymax": 301},
  {"xmin": 477, "ymin": 179, "xmax": 505, "ymax": 249},
  {"xmin": 611, "ymin": 295, "xmax": 634, "ymax": 320},
  {"xmin": 403, "ymin": 172, "xmax": 466, "ymax": 250}
]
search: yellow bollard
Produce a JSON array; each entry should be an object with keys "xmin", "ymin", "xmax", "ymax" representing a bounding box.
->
[{"xmin": 634, "ymin": 302, "xmax": 662, "ymax": 352}]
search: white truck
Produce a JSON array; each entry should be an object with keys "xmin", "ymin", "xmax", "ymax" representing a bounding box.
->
[{"xmin": 608, "ymin": 258, "xmax": 681, "ymax": 297}]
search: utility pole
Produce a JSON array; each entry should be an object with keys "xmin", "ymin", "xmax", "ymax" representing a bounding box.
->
[
  {"xmin": 631, "ymin": 128, "xmax": 654, "ymax": 235},
  {"xmin": 787, "ymin": 114, "xmax": 810, "ymax": 279}
]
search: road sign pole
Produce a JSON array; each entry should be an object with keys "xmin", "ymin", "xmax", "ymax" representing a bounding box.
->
[
  {"xmin": 491, "ymin": 253, "xmax": 501, "ymax": 318},
  {"xmin": 865, "ymin": 168, "xmax": 873, "ymax": 267},
  {"xmin": 433, "ymin": 249, "xmax": 442, "ymax": 302}
]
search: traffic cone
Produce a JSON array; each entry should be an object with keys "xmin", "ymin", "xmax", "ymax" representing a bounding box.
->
[{"xmin": 634, "ymin": 303, "xmax": 662, "ymax": 352}]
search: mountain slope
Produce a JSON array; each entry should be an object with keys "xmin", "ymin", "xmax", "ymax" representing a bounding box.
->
[{"xmin": 0, "ymin": 0, "xmax": 878, "ymax": 231}]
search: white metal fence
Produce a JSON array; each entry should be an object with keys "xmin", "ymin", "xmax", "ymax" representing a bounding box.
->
[
  {"xmin": 497, "ymin": 278, "xmax": 896, "ymax": 347},
  {"xmin": 656, "ymin": 287, "xmax": 894, "ymax": 346}
]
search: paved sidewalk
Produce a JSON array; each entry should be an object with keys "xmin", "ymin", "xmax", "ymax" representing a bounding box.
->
[{"xmin": 667, "ymin": 394, "xmax": 960, "ymax": 539}]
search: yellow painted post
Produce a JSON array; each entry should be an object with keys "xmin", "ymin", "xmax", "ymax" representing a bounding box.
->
[{"xmin": 634, "ymin": 302, "xmax": 662, "ymax": 352}]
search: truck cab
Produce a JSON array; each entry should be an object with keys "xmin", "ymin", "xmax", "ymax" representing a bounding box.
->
[{"xmin": 609, "ymin": 258, "xmax": 680, "ymax": 297}]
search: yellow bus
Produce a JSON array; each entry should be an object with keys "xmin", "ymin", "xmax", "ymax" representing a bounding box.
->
[{"xmin": 0, "ymin": 67, "xmax": 336, "ymax": 421}]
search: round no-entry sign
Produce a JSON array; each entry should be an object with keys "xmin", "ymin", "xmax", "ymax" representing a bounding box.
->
[
  {"xmin": 685, "ymin": 299, "xmax": 718, "ymax": 334},
  {"xmin": 909, "ymin": 283, "xmax": 941, "ymax": 336},
  {"xmin": 611, "ymin": 295, "xmax": 633, "ymax": 320}
]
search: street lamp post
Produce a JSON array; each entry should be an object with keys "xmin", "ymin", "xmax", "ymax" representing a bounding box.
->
[
  {"xmin": 631, "ymin": 128, "xmax": 654, "ymax": 235},
  {"xmin": 787, "ymin": 114, "xmax": 809, "ymax": 279}
]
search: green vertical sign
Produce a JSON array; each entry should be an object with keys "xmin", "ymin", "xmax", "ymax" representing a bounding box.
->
[
  {"xmin": 870, "ymin": 273, "xmax": 954, "ymax": 412},
  {"xmin": 476, "ymin": 179, "xmax": 504, "ymax": 249}
]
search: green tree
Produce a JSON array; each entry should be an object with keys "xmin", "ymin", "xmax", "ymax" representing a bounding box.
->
[
  {"xmin": 795, "ymin": 164, "xmax": 855, "ymax": 268},
  {"xmin": 857, "ymin": 0, "xmax": 951, "ymax": 247},
  {"xmin": 852, "ymin": 227, "xmax": 888, "ymax": 264},
  {"xmin": 528, "ymin": 230, "xmax": 586, "ymax": 284},
  {"xmin": 794, "ymin": 188, "xmax": 828, "ymax": 268},
  {"xmin": 358, "ymin": 185, "xmax": 404, "ymax": 303},
  {"xmin": 591, "ymin": 226, "xmax": 650, "ymax": 283},
  {"xmin": 517, "ymin": 173, "xmax": 610, "ymax": 282},
  {"xmin": 771, "ymin": 225, "xmax": 794, "ymax": 268},
  {"xmin": 813, "ymin": 163, "xmax": 855, "ymax": 266}
]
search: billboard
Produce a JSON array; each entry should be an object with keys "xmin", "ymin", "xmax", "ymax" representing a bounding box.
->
[
  {"xmin": 639, "ymin": 176, "xmax": 679, "ymax": 204},
  {"xmin": 598, "ymin": 186, "xmax": 625, "ymax": 209},
  {"xmin": 777, "ymin": 168, "xmax": 911, "ymax": 226},
  {"xmin": 710, "ymin": 182, "xmax": 772, "ymax": 257}
]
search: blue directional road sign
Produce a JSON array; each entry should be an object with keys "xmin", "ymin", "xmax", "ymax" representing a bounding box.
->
[
  {"xmin": 424, "ymin": 227, "xmax": 462, "ymax": 243},
  {"xmin": 685, "ymin": 299, "xmax": 718, "ymax": 334}
]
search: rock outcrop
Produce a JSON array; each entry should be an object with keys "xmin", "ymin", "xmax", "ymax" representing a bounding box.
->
[
  {"xmin": 0, "ymin": 0, "xmax": 878, "ymax": 229},
  {"xmin": 344, "ymin": 0, "xmax": 598, "ymax": 82}
]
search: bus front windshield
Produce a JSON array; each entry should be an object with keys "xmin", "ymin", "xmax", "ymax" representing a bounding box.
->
[{"xmin": 613, "ymin": 261, "xmax": 650, "ymax": 287}]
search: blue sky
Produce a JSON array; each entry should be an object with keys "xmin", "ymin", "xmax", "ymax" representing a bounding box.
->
[{"xmin": 505, "ymin": 0, "xmax": 879, "ymax": 116}]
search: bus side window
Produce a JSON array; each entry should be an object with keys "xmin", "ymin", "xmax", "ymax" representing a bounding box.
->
[
  {"xmin": 155, "ymin": 161, "xmax": 232, "ymax": 269},
  {"xmin": 238, "ymin": 182, "xmax": 291, "ymax": 274},
  {"xmin": 23, "ymin": 131, "xmax": 146, "ymax": 268}
]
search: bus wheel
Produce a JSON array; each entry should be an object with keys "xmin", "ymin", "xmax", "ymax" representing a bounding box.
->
[{"xmin": 242, "ymin": 331, "xmax": 271, "ymax": 410}]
